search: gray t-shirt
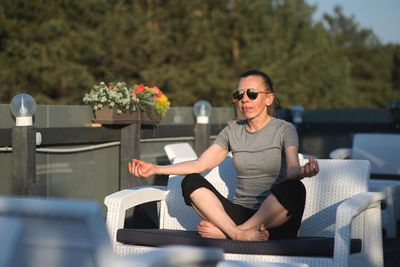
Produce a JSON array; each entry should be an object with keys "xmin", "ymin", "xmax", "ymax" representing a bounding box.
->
[{"xmin": 214, "ymin": 117, "xmax": 298, "ymax": 210}]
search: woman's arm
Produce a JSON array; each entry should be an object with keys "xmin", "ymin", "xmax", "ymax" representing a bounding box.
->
[
  {"xmin": 285, "ymin": 146, "xmax": 319, "ymax": 180},
  {"xmin": 129, "ymin": 144, "xmax": 229, "ymax": 178}
]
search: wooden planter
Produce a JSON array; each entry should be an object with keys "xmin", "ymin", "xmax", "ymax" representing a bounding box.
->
[{"xmin": 93, "ymin": 106, "xmax": 160, "ymax": 125}]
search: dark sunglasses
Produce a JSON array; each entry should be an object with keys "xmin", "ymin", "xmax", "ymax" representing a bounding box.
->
[{"xmin": 232, "ymin": 88, "xmax": 270, "ymax": 101}]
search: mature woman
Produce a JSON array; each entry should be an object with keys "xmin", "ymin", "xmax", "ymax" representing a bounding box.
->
[{"xmin": 129, "ymin": 69, "xmax": 319, "ymax": 241}]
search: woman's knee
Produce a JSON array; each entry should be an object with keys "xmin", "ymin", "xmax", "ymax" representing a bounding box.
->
[
  {"xmin": 182, "ymin": 173, "xmax": 202, "ymax": 192},
  {"xmin": 181, "ymin": 173, "xmax": 206, "ymax": 205},
  {"xmin": 270, "ymin": 179, "xmax": 306, "ymax": 218}
]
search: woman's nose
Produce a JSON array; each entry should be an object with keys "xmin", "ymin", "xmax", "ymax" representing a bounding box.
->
[{"xmin": 241, "ymin": 91, "xmax": 250, "ymax": 102}]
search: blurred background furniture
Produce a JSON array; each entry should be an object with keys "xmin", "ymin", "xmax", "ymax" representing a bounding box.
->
[
  {"xmin": 164, "ymin": 143, "xmax": 197, "ymax": 163},
  {"xmin": 218, "ymin": 261, "xmax": 309, "ymax": 267},
  {"xmin": 105, "ymin": 158, "xmax": 384, "ymax": 267},
  {"xmin": 117, "ymin": 245, "xmax": 224, "ymax": 267},
  {"xmin": 0, "ymin": 196, "xmax": 115, "ymax": 267},
  {"xmin": 329, "ymin": 133, "xmax": 400, "ymax": 176},
  {"xmin": 330, "ymin": 133, "xmax": 400, "ymax": 238},
  {"xmin": 164, "ymin": 142, "xmax": 310, "ymax": 162},
  {"xmin": 0, "ymin": 196, "xmax": 226, "ymax": 267},
  {"xmin": 0, "ymin": 217, "xmax": 22, "ymax": 267}
]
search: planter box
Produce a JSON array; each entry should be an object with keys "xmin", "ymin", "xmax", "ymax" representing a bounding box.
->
[{"xmin": 93, "ymin": 106, "xmax": 160, "ymax": 125}]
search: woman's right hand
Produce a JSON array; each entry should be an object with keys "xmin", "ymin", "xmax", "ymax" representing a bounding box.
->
[{"xmin": 128, "ymin": 159, "xmax": 157, "ymax": 178}]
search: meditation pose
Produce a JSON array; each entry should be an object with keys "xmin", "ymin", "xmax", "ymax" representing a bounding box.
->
[{"xmin": 129, "ymin": 69, "xmax": 319, "ymax": 241}]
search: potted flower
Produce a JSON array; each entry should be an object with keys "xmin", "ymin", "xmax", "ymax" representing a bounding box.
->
[
  {"xmin": 83, "ymin": 81, "xmax": 170, "ymax": 125},
  {"xmin": 132, "ymin": 83, "xmax": 171, "ymax": 118}
]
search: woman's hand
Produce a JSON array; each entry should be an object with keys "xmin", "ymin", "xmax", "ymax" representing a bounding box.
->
[
  {"xmin": 128, "ymin": 159, "xmax": 157, "ymax": 178},
  {"xmin": 298, "ymin": 157, "xmax": 319, "ymax": 179},
  {"xmin": 285, "ymin": 146, "xmax": 319, "ymax": 180}
]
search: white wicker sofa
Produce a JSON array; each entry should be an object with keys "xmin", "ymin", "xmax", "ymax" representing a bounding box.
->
[{"xmin": 105, "ymin": 158, "xmax": 385, "ymax": 267}]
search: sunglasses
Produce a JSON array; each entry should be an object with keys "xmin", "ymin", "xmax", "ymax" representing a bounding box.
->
[{"xmin": 232, "ymin": 88, "xmax": 270, "ymax": 101}]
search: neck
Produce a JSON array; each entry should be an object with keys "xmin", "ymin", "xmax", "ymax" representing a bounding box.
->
[{"xmin": 246, "ymin": 114, "xmax": 272, "ymax": 132}]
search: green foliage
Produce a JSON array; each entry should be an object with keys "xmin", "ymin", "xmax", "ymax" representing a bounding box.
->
[
  {"xmin": 0, "ymin": 0, "xmax": 399, "ymax": 109},
  {"xmin": 323, "ymin": 6, "xmax": 400, "ymax": 108}
]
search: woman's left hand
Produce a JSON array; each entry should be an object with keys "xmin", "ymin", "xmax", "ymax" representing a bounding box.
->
[{"xmin": 299, "ymin": 157, "xmax": 319, "ymax": 178}]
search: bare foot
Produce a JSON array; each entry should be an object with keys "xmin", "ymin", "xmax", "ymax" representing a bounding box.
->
[
  {"xmin": 198, "ymin": 221, "xmax": 270, "ymax": 241},
  {"xmin": 233, "ymin": 224, "xmax": 270, "ymax": 241},
  {"xmin": 198, "ymin": 220, "xmax": 227, "ymax": 239}
]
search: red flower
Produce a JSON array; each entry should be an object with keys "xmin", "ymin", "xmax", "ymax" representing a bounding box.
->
[{"xmin": 136, "ymin": 84, "xmax": 145, "ymax": 94}]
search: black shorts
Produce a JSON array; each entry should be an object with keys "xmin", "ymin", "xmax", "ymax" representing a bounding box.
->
[{"xmin": 181, "ymin": 173, "xmax": 306, "ymax": 240}]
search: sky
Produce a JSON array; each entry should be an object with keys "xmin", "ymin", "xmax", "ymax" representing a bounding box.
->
[{"xmin": 305, "ymin": 0, "xmax": 400, "ymax": 44}]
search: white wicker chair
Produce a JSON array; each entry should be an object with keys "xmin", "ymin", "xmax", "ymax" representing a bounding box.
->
[
  {"xmin": 105, "ymin": 158, "xmax": 385, "ymax": 267},
  {"xmin": 330, "ymin": 133, "xmax": 400, "ymax": 238},
  {"xmin": 0, "ymin": 196, "xmax": 224, "ymax": 267}
]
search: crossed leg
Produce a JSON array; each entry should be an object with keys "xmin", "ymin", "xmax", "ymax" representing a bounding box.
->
[{"xmin": 189, "ymin": 187, "xmax": 291, "ymax": 241}]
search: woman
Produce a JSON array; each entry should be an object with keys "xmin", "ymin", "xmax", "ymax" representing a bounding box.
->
[{"xmin": 129, "ymin": 69, "xmax": 319, "ymax": 241}]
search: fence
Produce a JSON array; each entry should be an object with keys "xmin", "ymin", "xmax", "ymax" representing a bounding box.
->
[{"xmin": 0, "ymin": 104, "xmax": 399, "ymax": 212}]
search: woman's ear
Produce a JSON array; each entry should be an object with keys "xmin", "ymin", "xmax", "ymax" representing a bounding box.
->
[{"xmin": 266, "ymin": 93, "xmax": 274, "ymax": 106}]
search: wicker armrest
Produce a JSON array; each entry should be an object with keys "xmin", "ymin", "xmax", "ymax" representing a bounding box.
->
[
  {"xmin": 104, "ymin": 185, "xmax": 167, "ymax": 245},
  {"xmin": 336, "ymin": 192, "xmax": 385, "ymax": 221},
  {"xmin": 333, "ymin": 192, "xmax": 385, "ymax": 266}
]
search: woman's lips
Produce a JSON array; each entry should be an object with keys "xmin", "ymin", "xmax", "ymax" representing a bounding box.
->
[{"xmin": 241, "ymin": 106, "xmax": 252, "ymax": 112}]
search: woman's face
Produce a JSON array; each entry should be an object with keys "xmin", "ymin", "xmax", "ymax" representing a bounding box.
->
[{"xmin": 236, "ymin": 75, "xmax": 274, "ymax": 120}]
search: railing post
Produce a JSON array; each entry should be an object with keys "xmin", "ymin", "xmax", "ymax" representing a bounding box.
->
[
  {"xmin": 11, "ymin": 126, "xmax": 36, "ymax": 196},
  {"xmin": 193, "ymin": 100, "xmax": 212, "ymax": 156},
  {"xmin": 194, "ymin": 123, "xmax": 210, "ymax": 156},
  {"xmin": 119, "ymin": 123, "xmax": 145, "ymax": 190}
]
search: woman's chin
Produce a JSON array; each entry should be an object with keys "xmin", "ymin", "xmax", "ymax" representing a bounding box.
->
[
  {"xmin": 243, "ymin": 114, "xmax": 254, "ymax": 120},
  {"xmin": 240, "ymin": 110, "xmax": 251, "ymax": 118},
  {"xmin": 239, "ymin": 113, "xmax": 249, "ymax": 119}
]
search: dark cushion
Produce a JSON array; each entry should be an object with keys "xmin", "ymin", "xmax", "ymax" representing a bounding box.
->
[
  {"xmin": 117, "ymin": 229, "xmax": 362, "ymax": 257},
  {"xmin": 370, "ymin": 173, "xmax": 400, "ymax": 180}
]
